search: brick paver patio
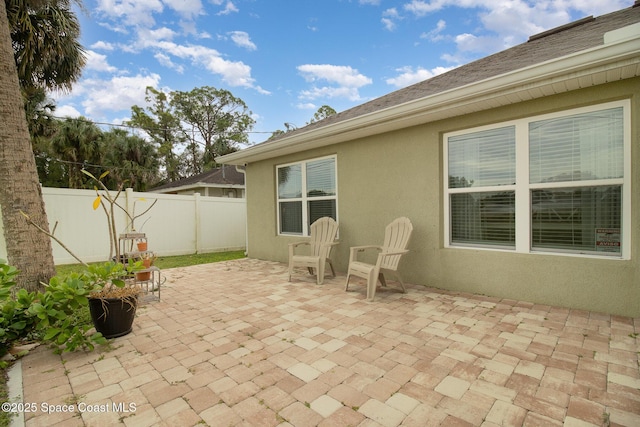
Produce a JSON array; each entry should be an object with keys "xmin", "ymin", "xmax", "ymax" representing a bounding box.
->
[{"xmin": 15, "ymin": 258, "xmax": 640, "ymax": 426}]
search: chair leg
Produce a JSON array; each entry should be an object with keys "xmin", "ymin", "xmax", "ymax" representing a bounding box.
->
[
  {"xmin": 366, "ymin": 269, "xmax": 377, "ymax": 301},
  {"xmin": 317, "ymin": 261, "xmax": 325, "ymax": 285},
  {"xmin": 328, "ymin": 260, "xmax": 336, "ymax": 277},
  {"xmin": 378, "ymin": 273, "xmax": 387, "ymax": 287},
  {"xmin": 345, "ymin": 273, "xmax": 351, "ymax": 291},
  {"xmin": 397, "ymin": 274, "xmax": 407, "ymax": 293}
]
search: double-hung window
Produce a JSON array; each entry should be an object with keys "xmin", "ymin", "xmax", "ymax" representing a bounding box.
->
[
  {"xmin": 444, "ymin": 101, "xmax": 629, "ymax": 257},
  {"xmin": 277, "ymin": 156, "xmax": 337, "ymax": 235}
]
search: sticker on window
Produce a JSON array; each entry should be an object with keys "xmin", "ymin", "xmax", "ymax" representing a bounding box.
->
[{"xmin": 595, "ymin": 228, "xmax": 621, "ymax": 252}]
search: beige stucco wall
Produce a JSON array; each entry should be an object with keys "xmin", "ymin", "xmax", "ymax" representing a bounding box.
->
[{"xmin": 244, "ymin": 78, "xmax": 640, "ymax": 317}]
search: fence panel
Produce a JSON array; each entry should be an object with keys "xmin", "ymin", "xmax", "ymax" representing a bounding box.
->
[{"xmin": 0, "ymin": 187, "xmax": 246, "ymax": 265}]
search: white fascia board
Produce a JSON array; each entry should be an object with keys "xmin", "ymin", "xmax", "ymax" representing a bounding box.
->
[{"xmin": 217, "ymin": 34, "xmax": 640, "ymax": 166}]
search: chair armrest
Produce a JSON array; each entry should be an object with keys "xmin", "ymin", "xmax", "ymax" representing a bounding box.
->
[
  {"xmin": 289, "ymin": 241, "xmax": 310, "ymax": 249},
  {"xmin": 379, "ymin": 249, "xmax": 409, "ymax": 256},
  {"xmin": 375, "ymin": 249, "xmax": 409, "ymax": 266},
  {"xmin": 350, "ymin": 245, "xmax": 382, "ymax": 252},
  {"xmin": 288, "ymin": 241, "xmax": 310, "ymax": 258},
  {"xmin": 348, "ymin": 245, "xmax": 382, "ymax": 264}
]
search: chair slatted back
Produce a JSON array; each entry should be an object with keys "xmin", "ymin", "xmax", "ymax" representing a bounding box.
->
[
  {"xmin": 310, "ymin": 217, "xmax": 339, "ymax": 258},
  {"xmin": 380, "ymin": 217, "xmax": 413, "ymax": 270}
]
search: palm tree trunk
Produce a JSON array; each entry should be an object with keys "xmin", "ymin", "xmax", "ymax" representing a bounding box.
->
[{"xmin": 0, "ymin": 0, "xmax": 55, "ymax": 291}]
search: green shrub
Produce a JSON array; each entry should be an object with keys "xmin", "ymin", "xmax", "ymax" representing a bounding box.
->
[
  {"xmin": 0, "ymin": 261, "xmax": 37, "ymax": 357},
  {"xmin": 0, "ymin": 260, "xmax": 139, "ymax": 354},
  {"xmin": 28, "ymin": 272, "xmax": 107, "ymax": 353}
]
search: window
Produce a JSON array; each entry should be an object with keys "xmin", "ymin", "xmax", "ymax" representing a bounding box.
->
[
  {"xmin": 444, "ymin": 101, "xmax": 629, "ymax": 257},
  {"xmin": 277, "ymin": 156, "xmax": 337, "ymax": 235}
]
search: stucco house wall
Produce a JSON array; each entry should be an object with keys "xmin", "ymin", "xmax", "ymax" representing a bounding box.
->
[{"xmin": 243, "ymin": 79, "xmax": 639, "ymax": 317}]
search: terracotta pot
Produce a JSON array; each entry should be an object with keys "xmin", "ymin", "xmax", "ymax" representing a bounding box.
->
[
  {"xmin": 137, "ymin": 242, "xmax": 148, "ymax": 251},
  {"xmin": 135, "ymin": 258, "xmax": 152, "ymax": 281},
  {"xmin": 135, "ymin": 271, "xmax": 151, "ymax": 281}
]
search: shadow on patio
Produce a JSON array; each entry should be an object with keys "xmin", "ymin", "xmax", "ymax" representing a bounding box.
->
[{"xmin": 18, "ymin": 258, "xmax": 640, "ymax": 426}]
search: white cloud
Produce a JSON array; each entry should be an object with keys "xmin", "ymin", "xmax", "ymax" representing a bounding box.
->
[
  {"xmin": 83, "ymin": 74, "xmax": 163, "ymax": 117},
  {"xmin": 84, "ymin": 50, "xmax": 118, "ymax": 73},
  {"xmin": 386, "ymin": 65, "xmax": 455, "ymax": 88},
  {"xmin": 359, "ymin": 0, "xmax": 381, "ymax": 5},
  {"xmin": 217, "ymin": 1, "xmax": 239, "ymax": 15},
  {"xmin": 401, "ymin": 0, "xmax": 632, "ymax": 60},
  {"xmin": 382, "ymin": 8, "xmax": 400, "ymax": 31},
  {"xmin": 163, "ymin": 0, "xmax": 204, "ymax": 19},
  {"xmin": 137, "ymin": 27, "xmax": 177, "ymax": 46},
  {"xmin": 299, "ymin": 86, "xmax": 364, "ymax": 102},
  {"xmin": 403, "ymin": 0, "xmax": 447, "ymax": 16},
  {"xmin": 90, "ymin": 41, "xmax": 115, "ymax": 51},
  {"xmin": 96, "ymin": 0, "xmax": 163, "ymax": 27},
  {"xmin": 55, "ymin": 104, "xmax": 82, "ymax": 118},
  {"xmin": 454, "ymin": 33, "xmax": 504, "ymax": 54},
  {"xmin": 55, "ymin": 73, "xmax": 162, "ymax": 119},
  {"xmin": 421, "ymin": 19, "xmax": 446, "ymax": 41},
  {"xmin": 154, "ymin": 52, "xmax": 185, "ymax": 73},
  {"xmin": 298, "ymin": 64, "xmax": 372, "ymax": 88},
  {"xmin": 297, "ymin": 64, "xmax": 372, "ymax": 102},
  {"xmin": 146, "ymin": 41, "xmax": 264, "ymax": 90},
  {"xmin": 228, "ymin": 31, "xmax": 257, "ymax": 50},
  {"xmin": 296, "ymin": 103, "xmax": 317, "ymax": 110}
]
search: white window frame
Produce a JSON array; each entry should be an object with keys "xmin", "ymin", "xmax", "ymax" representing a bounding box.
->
[
  {"xmin": 443, "ymin": 100, "xmax": 631, "ymax": 259},
  {"xmin": 276, "ymin": 155, "xmax": 338, "ymax": 236}
]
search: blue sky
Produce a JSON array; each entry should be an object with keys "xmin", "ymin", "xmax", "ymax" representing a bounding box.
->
[{"xmin": 53, "ymin": 0, "xmax": 633, "ymax": 145}]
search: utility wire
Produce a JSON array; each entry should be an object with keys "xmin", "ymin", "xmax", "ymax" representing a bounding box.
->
[{"xmin": 50, "ymin": 114, "xmax": 281, "ymax": 136}]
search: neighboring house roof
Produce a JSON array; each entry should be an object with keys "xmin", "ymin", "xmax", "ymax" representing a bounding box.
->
[
  {"xmin": 150, "ymin": 165, "xmax": 245, "ymax": 193},
  {"xmin": 218, "ymin": 5, "xmax": 640, "ymax": 166}
]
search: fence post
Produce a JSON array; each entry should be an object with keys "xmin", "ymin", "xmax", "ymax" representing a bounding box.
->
[
  {"xmin": 125, "ymin": 188, "xmax": 134, "ymax": 233},
  {"xmin": 194, "ymin": 193, "xmax": 201, "ymax": 254}
]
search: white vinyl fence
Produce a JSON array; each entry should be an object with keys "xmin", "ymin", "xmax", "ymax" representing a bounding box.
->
[{"xmin": 0, "ymin": 187, "xmax": 246, "ymax": 265}]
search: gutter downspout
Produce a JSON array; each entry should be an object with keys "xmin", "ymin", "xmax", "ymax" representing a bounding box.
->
[{"xmin": 236, "ymin": 165, "xmax": 248, "ymax": 256}]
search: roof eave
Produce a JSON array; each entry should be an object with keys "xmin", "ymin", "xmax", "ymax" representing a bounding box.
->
[
  {"xmin": 151, "ymin": 182, "xmax": 246, "ymax": 194},
  {"xmin": 217, "ymin": 31, "xmax": 640, "ymax": 166}
]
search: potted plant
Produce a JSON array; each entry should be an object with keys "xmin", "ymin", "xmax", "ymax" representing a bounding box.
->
[
  {"xmin": 1, "ymin": 259, "xmax": 142, "ymax": 352},
  {"xmin": 84, "ymin": 262, "xmax": 141, "ymax": 339},
  {"xmin": 21, "ymin": 170, "xmax": 154, "ymax": 343},
  {"xmin": 134, "ymin": 252, "xmax": 156, "ymax": 282}
]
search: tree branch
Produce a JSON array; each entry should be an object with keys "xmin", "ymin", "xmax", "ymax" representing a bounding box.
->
[{"xmin": 20, "ymin": 212, "xmax": 88, "ymax": 267}]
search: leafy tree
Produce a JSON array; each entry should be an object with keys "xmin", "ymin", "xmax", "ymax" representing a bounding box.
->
[
  {"xmin": 7, "ymin": 0, "xmax": 86, "ymax": 188},
  {"xmin": 307, "ymin": 105, "xmax": 336, "ymax": 124},
  {"xmin": 23, "ymin": 87, "xmax": 67, "ymax": 186},
  {"xmin": 178, "ymin": 140, "xmax": 203, "ymax": 177},
  {"xmin": 171, "ymin": 86, "xmax": 255, "ymax": 170},
  {"xmin": 101, "ymin": 128, "xmax": 160, "ymax": 191},
  {"xmin": 270, "ymin": 105, "xmax": 336, "ymax": 140},
  {"xmin": 129, "ymin": 87, "xmax": 184, "ymax": 182},
  {"xmin": 6, "ymin": 0, "xmax": 85, "ymax": 94},
  {"xmin": 50, "ymin": 116, "xmax": 102, "ymax": 188}
]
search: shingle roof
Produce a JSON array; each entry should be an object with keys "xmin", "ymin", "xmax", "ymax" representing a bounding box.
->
[
  {"xmin": 270, "ymin": 5, "xmax": 640, "ymax": 142},
  {"xmin": 150, "ymin": 165, "xmax": 244, "ymax": 192}
]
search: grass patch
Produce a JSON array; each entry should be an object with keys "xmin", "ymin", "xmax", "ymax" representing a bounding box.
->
[{"xmin": 55, "ymin": 250, "xmax": 246, "ymax": 276}]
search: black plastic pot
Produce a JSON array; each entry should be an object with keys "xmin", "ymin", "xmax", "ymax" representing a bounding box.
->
[{"xmin": 88, "ymin": 296, "xmax": 138, "ymax": 339}]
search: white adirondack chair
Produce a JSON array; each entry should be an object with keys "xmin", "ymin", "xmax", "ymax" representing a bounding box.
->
[
  {"xmin": 288, "ymin": 217, "xmax": 339, "ymax": 285},
  {"xmin": 345, "ymin": 217, "xmax": 413, "ymax": 301}
]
